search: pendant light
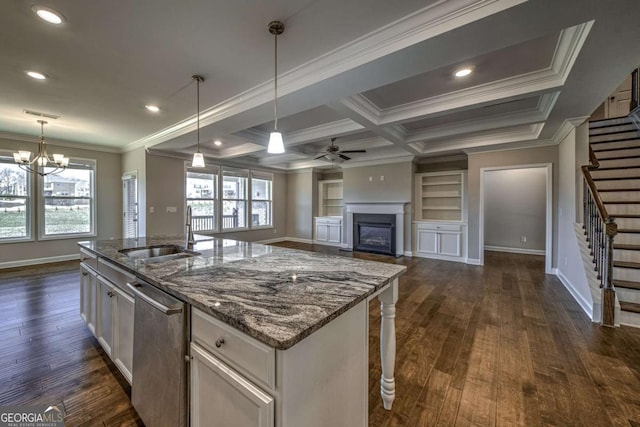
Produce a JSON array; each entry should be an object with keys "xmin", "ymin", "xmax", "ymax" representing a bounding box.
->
[
  {"xmin": 267, "ymin": 21, "xmax": 285, "ymax": 154},
  {"xmin": 13, "ymin": 120, "xmax": 69, "ymax": 176},
  {"xmin": 192, "ymin": 74, "xmax": 206, "ymax": 167}
]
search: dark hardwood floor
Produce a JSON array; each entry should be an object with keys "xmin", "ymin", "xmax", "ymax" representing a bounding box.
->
[{"xmin": 2, "ymin": 247, "xmax": 640, "ymax": 426}]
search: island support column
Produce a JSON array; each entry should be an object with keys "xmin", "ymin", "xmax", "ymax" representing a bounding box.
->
[{"xmin": 379, "ymin": 278, "xmax": 398, "ymax": 410}]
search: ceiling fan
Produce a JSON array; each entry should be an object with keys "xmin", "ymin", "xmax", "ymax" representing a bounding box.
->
[{"xmin": 314, "ymin": 138, "xmax": 366, "ymax": 161}]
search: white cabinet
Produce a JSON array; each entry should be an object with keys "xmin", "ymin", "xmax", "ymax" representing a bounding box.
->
[
  {"xmin": 97, "ymin": 276, "xmax": 114, "ymax": 357},
  {"xmin": 113, "ymin": 285, "xmax": 135, "ymax": 383},
  {"xmin": 79, "ymin": 251, "xmax": 136, "ymax": 383},
  {"xmin": 314, "ymin": 217, "xmax": 342, "ymax": 246},
  {"xmin": 191, "ymin": 343, "xmax": 274, "ymax": 427},
  {"xmin": 80, "ymin": 263, "xmax": 97, "ymax": 335},
  {"xmin": 318, "ymin": 179, "xmax": 343, "ymax": 217},
  {"xmin": 414, "ymin": 222, "xmax": 466, "ymax": 262}
]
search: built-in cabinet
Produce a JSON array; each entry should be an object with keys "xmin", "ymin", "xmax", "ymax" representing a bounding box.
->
[
  {"xmin": 314, "ymin": 216, "xmax": 342, "ymax": 245},
  {"xmin": 413, "ymin": 171, "xmax": 468, "ymax": 263},
  {"xmin": 318, "ymin": 179, "xmax": 343, "ymax": 217},
  {"xmin": 79, "ymin": 250, "xmax": 135, "ymax": 383}
]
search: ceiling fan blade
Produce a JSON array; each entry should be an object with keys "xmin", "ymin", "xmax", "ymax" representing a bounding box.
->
[
  {"xmin": 339, "ymin": 149, "xmax": 366, "ymax": 154},
  {"xmin": 314, "ymin": 154, "xmax": 328, "ymax": 160},
  {"xmin": 338, "ymin": 154, "xmax": 351, "ymax": 160}
]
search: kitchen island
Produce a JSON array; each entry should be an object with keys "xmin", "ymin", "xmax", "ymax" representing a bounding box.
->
[{"xmin": 78, "ymin": 236, "xmax": 406, "ymax": 427}]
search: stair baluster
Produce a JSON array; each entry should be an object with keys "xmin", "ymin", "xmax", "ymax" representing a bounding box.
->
[{"xmin": 582, "ymin": 160, "xmax": 617, "ymax": 327}]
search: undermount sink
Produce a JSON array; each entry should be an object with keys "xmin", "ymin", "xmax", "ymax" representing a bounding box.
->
[{"xmin": 119, "ymin": 245, "xmax": 200, "ymax": 262}]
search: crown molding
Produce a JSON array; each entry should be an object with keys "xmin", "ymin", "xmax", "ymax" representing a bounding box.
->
[
  {"xmin": 125, "ymin": 0, "xmax": 527, "ymax": 151},
  {"xmin": 339, "ymin": 155, "xmax": 415, "ymax": 169}
]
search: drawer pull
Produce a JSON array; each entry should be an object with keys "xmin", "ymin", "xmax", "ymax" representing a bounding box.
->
[{"xmin": 215, "ymin": 338, "xmax": 225, "ymax": 348}]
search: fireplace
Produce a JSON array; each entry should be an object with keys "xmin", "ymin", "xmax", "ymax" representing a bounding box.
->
[{"xmin": 353, "ymin": 213, "xmax": 396, "ymax": 256}]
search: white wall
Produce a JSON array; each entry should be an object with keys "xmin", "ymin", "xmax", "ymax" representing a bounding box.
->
[
  {"xmin": 557, "ymin": 127, "xmax": 594, "ymax": 318},
  {"xmin": 286, "ymin": 170, "xmax": 314, "ymax": 240},
  {"xmin": 484, "ymin": 168, "xmax": 547, "ymax": 252},
  {"xmin": 0, "ymin": 137, "xmax": 122, "ymax": 266}
]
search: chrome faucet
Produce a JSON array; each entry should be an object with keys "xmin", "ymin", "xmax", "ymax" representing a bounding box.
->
[{"xmin": 186, "ymin": 206, "xmax": 195, "ymax": 249}]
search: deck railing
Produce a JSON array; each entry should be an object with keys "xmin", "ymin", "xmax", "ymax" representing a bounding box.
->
[{"xmin": 582, "ymin": 147, "xmax": 617, "ymax": 327}]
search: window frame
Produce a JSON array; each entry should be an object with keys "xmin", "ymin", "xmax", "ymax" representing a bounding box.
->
[
  {"xmin": 221, "ymin": 167, "xmax": 249, "ymax": 232},
  {"xmin": 186, "ymin": 165, "xmax": 220, "ymax": 233},
  {"xmin": 249, "ymin": 171, "xmax": 273, "ymax": 229},
  {"xmin": 38, "ymin": 157, "xmax": 97, "ymax": 240},
  {"xmin": 0, "ymin": 152, "xmax": 33, "ymax": 244}
]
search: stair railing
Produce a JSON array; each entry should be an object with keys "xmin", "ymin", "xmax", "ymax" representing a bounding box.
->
[
  {"xmin": 582, "ymin": 146, "xmax": 617, "ymax": 327},
  {"xmin": 631, "ymin": 67, "xmax": 640, "ymax": 131}
]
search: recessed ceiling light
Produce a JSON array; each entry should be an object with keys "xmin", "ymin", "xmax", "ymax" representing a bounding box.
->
[
  {"xmin": 454, "ymin": 68, "xmax": 473, "ymax": 78},
  {"xmin": 145, "ymin": 105, "xmax": 160, "ymax": 113},
  {"xmin": 32, "ymin": 6, "xmax": 65, "ymax": 25},
  {"xmin": 214, "ymin": 140, "xmax": 222, "ymax": 146},
  {"xmin": 26, "ymin": 70, "xmax": 47, "ymax": 80}
]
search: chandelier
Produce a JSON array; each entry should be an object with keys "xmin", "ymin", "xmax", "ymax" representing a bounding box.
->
[{"xmin": 13, "ymin": 120, "xmax": 69, "ymax": 176}]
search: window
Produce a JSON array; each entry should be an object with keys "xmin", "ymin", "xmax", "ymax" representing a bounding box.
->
[
  {"xmin": 222, "ymin": 169, "xmax": 248, "ymax": 230},
  {"xmin": 251, "ymin": 172, "xmax": 273, "ymax": 227},
  {"xmin": 186, "ymin": 167, "xmax": 218, "ymax": 232},
  {"xmin": 40, "ymin": 158, "xmax": 95, "ymax": 238},
  {"xmin": 0, "ymin": 155, "xmax": 31, "ymax": 242}
]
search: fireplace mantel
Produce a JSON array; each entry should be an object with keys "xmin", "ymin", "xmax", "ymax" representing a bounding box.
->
[{"xmin": 344, "ymin": 202, "xmax": 409, "ymax": 257}]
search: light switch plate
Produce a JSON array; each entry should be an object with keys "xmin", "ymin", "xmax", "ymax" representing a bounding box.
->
[{"xmin": 167, "ymin": 207, "xmax": 177, "ymax": 213}]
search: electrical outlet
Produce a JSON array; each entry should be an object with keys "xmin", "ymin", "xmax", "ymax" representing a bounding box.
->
[
  {"xmin": 149, "ymin": 206, "xmax": 155, "ymax": 213},
  {"xmin": 520, "ymin": 236, "xmax": 527, "ymax": 243},
  {"xmin": 380, "ymin": 175, "xmax": 384, "ymax": 181},
  {"xmin": 166, "ymin": 206, "xmax": 177, "ymax": 213},
  {"xmin": 368, "ymin": 176, "xmax": 373, "ymax": 182}
]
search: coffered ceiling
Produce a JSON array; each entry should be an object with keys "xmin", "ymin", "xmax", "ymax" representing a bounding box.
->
[{"xmin": 2, "ymin": 0, "xmax": 640, "ymax": 170}]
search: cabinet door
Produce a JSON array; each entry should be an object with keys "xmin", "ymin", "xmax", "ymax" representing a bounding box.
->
[
  {"xmin": 327, "ymin": 224, "xmax": 341, "ymax": 243},
  {"xmin": 316, "ymin": 223, "xmax": 328, "ymax": 242},
  {"xmin": 113, "ymin": 286, "xmax": 135, "ymax": 383},
  {"xmin": 97, "ymin": 276, "xmax": 114, "ymax": 357},
  {"xmin": 191, "ymin": 343, "xmax": 274, "ymax": 427},
  {"xmin": 439, "ymin": 232, "xmax": 461, "ymax": 257},
  {"xmin": 80, "ymin": 264, "xmax": 92, "ymax": 326},
  {"xmin": 416, "ymin": 229, "xmax": 438, "ymax": 254}
]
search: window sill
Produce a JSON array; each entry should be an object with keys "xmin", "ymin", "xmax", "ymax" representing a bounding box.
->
[
  {"xmin": 38, "ymin": 232, "xmax": 97, "ymax": 241},
  {"xmin": 0, "ymin": 237, "xmax": 34, "ymax": 245}
]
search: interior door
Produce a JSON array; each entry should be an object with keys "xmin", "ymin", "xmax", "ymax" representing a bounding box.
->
[
  {"xmin": 122, "ymin": 172, "xmax": 138, "ymax": 239},
  {"xmin": 605, "ymin": 74, "xmax": 632, "ymax": 118}
]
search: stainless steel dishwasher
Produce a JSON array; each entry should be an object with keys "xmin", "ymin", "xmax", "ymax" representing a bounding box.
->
[{"xmin": 127, "ymin": 280, "xmax": 188, "ymax": 427}]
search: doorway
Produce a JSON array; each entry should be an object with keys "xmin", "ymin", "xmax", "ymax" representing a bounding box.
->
[
  {"xmin": 122, "ymin": 172, "xmax": 138, "ymax": 239},
  {"xmin": 479, "ymin": 164, "xmax": 552, "ymax": 273}
]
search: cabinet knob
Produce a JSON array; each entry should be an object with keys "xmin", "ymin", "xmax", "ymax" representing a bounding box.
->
[{"xmin": 215, "ymin": 338, "xmax": 225, "ymax": 348}]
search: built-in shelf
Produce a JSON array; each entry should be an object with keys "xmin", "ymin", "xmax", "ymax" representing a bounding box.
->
[
  {"xmin": 415, "ymin": 171, "xmax": 467, "ymax": 222},
  {"xmin": 319, "ymin": 179, "xmax": 343, "ymax": 217}
]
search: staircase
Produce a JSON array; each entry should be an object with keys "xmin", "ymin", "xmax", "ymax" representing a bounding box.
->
[{"xmin": 589, "ymin": 116, "xmax": 640, "ymax": 326}]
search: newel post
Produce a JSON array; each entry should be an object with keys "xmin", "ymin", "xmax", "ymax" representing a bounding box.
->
[{"xmin": 602, "ymin": 218, "xmax": 617, "ymax": 327}]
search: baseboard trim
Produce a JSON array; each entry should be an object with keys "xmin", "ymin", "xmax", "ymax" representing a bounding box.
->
[
  {"xmin": 283, "ymin": 237, "xmax": 315, "ymax": 245},
  {"xmin": 0, "ymin": 254, "xmax": 80, "ymax": 270},
  {"xmin": 555, "ymin": 269, "xmax": 593, "ymax": 321},
  {"xmin": 404, "ymin": 251, "xmax": 413, "ymax": 257},
  {"xmin": 484, "ymin": 245, "xmax": 546, "ymax": 256},
  {"xmin": 256, "ymin": 237, "xmax": 288, "ymax": 244},
  {"xmin": 466, "ymin": 258, "xmax": 482, "ymax": 265}
]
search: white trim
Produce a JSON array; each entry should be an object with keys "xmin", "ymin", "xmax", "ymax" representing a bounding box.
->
[
  {"xmin": 404, "ymin": 251, "xmax": 413, "ymax": 257},
  {"xmin": 555, "ymin": 269, "xmax": 593, "ymax": 321},
  {"xmin": 0, "ymin": 253, "xmax": 79, "ymax": 269},
  {"xmin": 479, "ymin": 163, "xmax": 553, "ymax": 274},
  {"xmin": 312, "ymin": 240, "xmax": 343, "ymax": 248},
  {"xmin": 466, "ymin": 258, "xmax": 482, "ymax": 265},
  {"xmin": 484, "ymin": 245, "xmax": 546, "ymax": 255},
  {"xmin": 339, "ymin": 155, "xmax": 415, "ymax": 169},
  {"xmin": 127, "ymin": 0, "xmax": 528, "ymax": 151},
  {"xmin": 550, "ymin": 268, "xmax": 559, "ymax": 275}
]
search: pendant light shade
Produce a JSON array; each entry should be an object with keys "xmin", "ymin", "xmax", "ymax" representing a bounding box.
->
[
  {"xmin": 267, "ymin": 131, "xmax": 284, "ymax": 154},
  {"xmin": 267, "ymin": 21, "xmax": 285, "ymax": 154},
  {"xmin": 191, "ymin": 74, "xmax": 205, "ymax": 168}
]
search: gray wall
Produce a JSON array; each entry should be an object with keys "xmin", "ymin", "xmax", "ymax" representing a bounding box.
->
[
  {"xmin": 343, "ymin": 161, "xmax": 412, "ymax": 203},
  {"xmin": 467, "ymin": 146, "xmax": 559, "ymax": 264},
  {"xmin": 286, "ymin": 170, "xmax": 314, "ymax": 240},
  {"xmin": 343, "ymin": 161, "xmax": 413, "ymax": 251},
  {"xmin": 122, "ymin": 147, "xmax": 146, "ymax": 236},
  {"xmin": 0, "ymin": 137, "xmax": 122, "ymax": 265},
  {"xmin": 557, "ymin": 128, "xmax": 592, "ymax": 313},
  {"xmin": 484, "ymin": 167, "xmax": 547, "ymax": 252}
]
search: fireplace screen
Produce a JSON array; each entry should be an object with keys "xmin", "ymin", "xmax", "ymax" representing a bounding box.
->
[{"xmin": 353, "ymin": 214, "xmax": 396, "ymax": 256}]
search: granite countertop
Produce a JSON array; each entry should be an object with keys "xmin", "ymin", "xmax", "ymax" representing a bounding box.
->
[{"xmin": 78, "ymin": 236, "xmax": 406, "ymax": 350}]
